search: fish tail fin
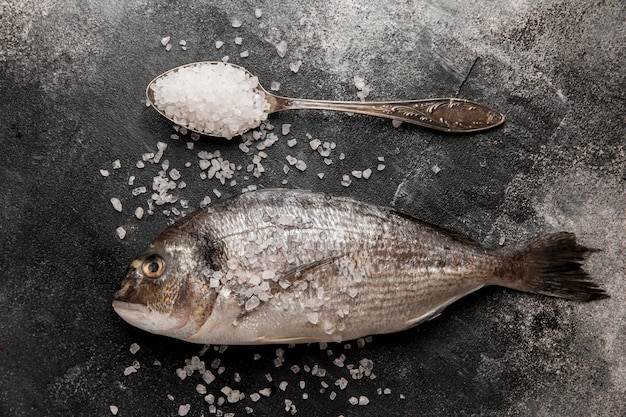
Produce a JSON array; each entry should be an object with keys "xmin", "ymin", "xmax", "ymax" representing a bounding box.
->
[{"xmin": 495, "ymin": 232, "xmax": 608, "ymax": 301}]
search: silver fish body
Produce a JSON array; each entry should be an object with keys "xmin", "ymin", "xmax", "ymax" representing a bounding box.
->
[{"xmin": 112, "ymin": 189, "xmax": 607, "ymax": 344}]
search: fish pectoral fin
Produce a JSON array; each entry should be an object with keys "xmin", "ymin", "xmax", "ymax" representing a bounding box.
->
[
  {"xmin": 280, "ymin": 256, "xmax": 342, "ymax": 282},
  {"xmin": 257, "ymin": 335, "xmax": 319, "ymax": 344}
]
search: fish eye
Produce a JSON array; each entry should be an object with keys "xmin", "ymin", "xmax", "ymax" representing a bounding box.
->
[{"xmin": 141, "ymin": 255, "xmax": 165, "ymax": 279}]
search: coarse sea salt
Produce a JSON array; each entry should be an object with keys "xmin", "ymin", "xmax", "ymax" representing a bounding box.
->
[{"xmin": 150, "ymin": 62, "xmax": 270, "ymax": 139}]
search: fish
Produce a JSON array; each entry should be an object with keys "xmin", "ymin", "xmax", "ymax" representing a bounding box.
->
[{"xmin": 112, "ymin": 189, "xmax": 608, "ymax": 345}]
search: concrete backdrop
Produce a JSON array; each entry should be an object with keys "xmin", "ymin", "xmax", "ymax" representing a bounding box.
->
[{"xmin": 1, "ymin": 1, "xmax": 624, "ymax": 416}]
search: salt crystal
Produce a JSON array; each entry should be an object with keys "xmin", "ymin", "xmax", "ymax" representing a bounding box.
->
[
  {"xmin": 231, "ymin": 18, "xmax": 242, "ymax": 28},
  {"xmin": 279, "ymin": 381, "xmax": 288, "ymax": 391},
  {"xmin": 161, "ymin": 36, "xmax": 170, "ymax": 46},
  {"xmin": 377, "ymin": 164, "xmax": 386, "ymax": 171},
  {"xmin": 259, "ymin": 387, "xmax": 272, "ymax": 397},
  {"xmin": 290, "ymin": 365, "xmax": 300, "ymax": 374},
  {"xmin": 499, "ymin": 233, "xmax": 506, "ymax": 246},
  {"xmin": 307, "ymin": 312, "xmax": 319, "ymax": 324},
  {"xmin": 254, "ymin": 8, "xmax": 262, "ymax": 18},
  {"xmin": 295, "ymin": 160, "xmax": 307, "ymax": 171},
  {"xmin": 250, "ymin": 392, "xmax": 261, "ymax": 402},
  {"xmin": 287, "ymin": 138, "xmax": 297, "ymax": 147},
  {"xmin": 282, "ymin": 124, "xmax": 291, "ymax": 135},
  {"xmin": 235, "ymin": 37, "xmax": 243, "ymax": 45},
  {"xmin": 309, "ymin": 139, "xmax": 321, "ymax": 150},
  {"xmin": 123, "ymin": 366, "xmax": 137, "ymax": 376},
  {"xmin": 203, "ymin": 370, "xmax": 216, "ymax": 384},
  {"xmin": 100, "ymin": 169, "xmax": 110, "ymax": 177},
  {"xmin": 302, "ymin": 393, "xmax": 308, "ymax": 399},
  {"xmin": 392, "ymin": 120, "xmax": 403, "ymax": 128},
  {"xmin": 324, "ymin": 158, "xmax": 333, "ymax": 165},
  {"xmin": 289, "ymin": 60, "xmax": 302, "ymax": 73},
  {"xmin": 339, "ymin": 153, "xmax": 346, "ymax": 160},
  {"xmin": 128, "ymin": 176, "xmax": 135, "ymax": 185},
  {"xmin": 179, "ymin": 40, "xmax": 186, "ymax": 46},
  {"xmin": 178, "ymin": 404, "xmax": 191, "ymax": 416},
  {"xmin": 286, "ymin": 155, "xmax": 298, "ymax": 165},
  {"xmin": 431, "ymin": 165, "xmax": 441, "ymax": 174},
  {"xmin": 318, "ymin": 173, "xmax": 325, "ymax": 179},
  {"xmin": 245, "ymin": 295, "xmax": 260, "ymax": 311},
  {"xmin": 336, "ymin": 377, "xmax": 348, "ymax": 389},
  {"xmin": 275, "ymin": 40, "xmax": 287, "ymax": 57},
  {"xmin": 270, "ymin": 81, "xmax": 281, "ymax": 91},
  {"xmin": 170, "ymin": 169, "xmax": 181, "ymax": 180},
  {"xmin": 165, "ymin": 44, "xmax": 172, "ymax": 51},
  {"xmin": 348, "ymin": 397, "xmax": 358, "ymax": 405},
  {"xmin": 240, "ymin": 50, "xmax": 250, "ymax": 58},
  {"xmin": 352, "ymin": 170, "xmax": 363, "ymax": 179},
  {"xmin": 110, "ymin": 405, "xmax": 119, "ymax": 415},
  {"xmin": 132, "ymin": 186, "xmax": 147, "ymax": 196},
  {"xmin": 136, "ymin": 161, "xmax": 145, "ymax": 169},
  {"xmin": 111, "ymin": 198, "xmax": 123, "ymax": 212},
  {"xmin": 129, "ymin": 343, "xmax": 140, "ymax": 354},
  {"xmin": 384, "ymin": 388, "xmax": 391, "ymax": 394},
  {"xmin": 196, "ymin": 384, "xmax": 207, "ymax": 394},
  {"xmin": 329, "ymin": 391, "xmax": 336, "ymax": 400},
  {"xmin": 358, "ymin": 396, "xmax": 370, "ymax": 405},
  {"xmin": 213, "ymin": 188, "xmax": 222, "ymax": 198},
  {"xmin": 116, "ymin": 227, "xmax": 126, "ymax": 240}
]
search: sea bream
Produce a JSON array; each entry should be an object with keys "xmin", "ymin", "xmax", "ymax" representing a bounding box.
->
[{"xmin": 112, "ymin": 189, "xmax": 608, "ymax": 344}]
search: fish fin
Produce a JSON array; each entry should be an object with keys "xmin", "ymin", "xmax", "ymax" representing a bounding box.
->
[
  {"xmin": 280, "ymin": 256, "xmax": 341, "ymax": 282},
  {"xmin": 404, "ymin": 285, "xmax": 484, "ymax": 328},
  {"xmin": 257, "ymin": 335, "xmax": 320, "ymax": 344},
  {"xmin": 495, "ymin": 232, "xmax": 608, "ymax": 301}
]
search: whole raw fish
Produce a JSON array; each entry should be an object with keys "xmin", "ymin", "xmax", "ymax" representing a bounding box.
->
[{"xmin": 112, "ymin": 189, "xmax": 607, "ymax": 344}]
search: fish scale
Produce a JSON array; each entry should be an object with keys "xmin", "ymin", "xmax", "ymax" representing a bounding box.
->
[{"xmin": 113, "ymin": 189, "xmax": 608, "ymax": 344}]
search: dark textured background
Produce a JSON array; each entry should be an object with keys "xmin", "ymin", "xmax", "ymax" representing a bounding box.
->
[{"xmin": 0, "ymin": 1, "xmax": 624, "ymax": 416}]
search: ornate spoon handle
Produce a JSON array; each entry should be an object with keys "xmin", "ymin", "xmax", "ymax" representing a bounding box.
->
[{"xmin": 266, "ymin": 95, "xmax": 505, "ymax": 133}]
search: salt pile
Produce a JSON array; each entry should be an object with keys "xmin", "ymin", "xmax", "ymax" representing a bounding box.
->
[{"xmin": 149, "ymin": 62, "xmax": 270, "ymax": 139}]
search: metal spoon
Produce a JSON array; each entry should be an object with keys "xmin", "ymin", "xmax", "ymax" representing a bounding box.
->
[{"xmin": 146, "ymin": 61, "xmax": 505, "ymax": 137}]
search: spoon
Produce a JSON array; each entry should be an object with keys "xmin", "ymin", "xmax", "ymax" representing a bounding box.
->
[{"xmin": 146, "ymin": 61, "xmax": 505, "ymax": 138}]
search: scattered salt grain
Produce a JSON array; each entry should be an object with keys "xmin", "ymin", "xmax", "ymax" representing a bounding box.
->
[
  {"xmin": 279, "ymin": 381, "xmax": 288, "ymax": 391},
  {"xmin": 116, "ymin": 227, "xmax": 126, "ymax": 240},
  {"xmin": 213, "ymin": 188, "xmax": 222, "ymax": 198},
  {"xmin": 165, "ymin": 44, "xmax": 172, "ymax": 51},
  {"xmin": 123, "ymin": 365, "xmax": 137, "ymax": 376},
  {"xmin": 240, "ymin": 50, "xmax": 250, "ymax": 58},
  {"xmin": 384, "ymin": 388, "xmax": 392, "ymax": 395},
  {"xmin": 400, "ymin": 394, "xmax": 406, "ymax": 399},
  {"xmin": 178, "ymin": 404, "xmax": 191, "ymax": 416},
  {"xmin": 110, "ymin": 405, "xmax": 119, "ymax": 415},
  {"xmin": 215, "ymin": 40, "xmax": 224, "ymax": 49},
  {"xmin": 100, "ymin": 169, "xmax": 110, "ymax": 177},
  {"xmin": 309, "ymin": 138, "xmax": 321, "ymax": 150},
  {"xmin": 318, "ymin": 173, "xmax": 325, "ymax": 179},
  {"xmin": 136, "ymin": 161, "xmax": 145, "ymax": 169},
  {"xmin": 249, "ymin": 392, "xmax": 261, "ymax": 402},
  {"xmin": 111, "ymin": 198, "xmax": 123, "ymax": 212},
  {"xmin": 377, "ymin": 164, "xmax": 386, "ymax": 171},
  {"xmin": 329, "ymin": 391, "xmax": 337, "ymax": 400},
  {"xmin": 231, "ymin": 18, "xmax": 242, "ymax": 28},
  {"xmin": 432, "ymin": 165, "xmax": 441, "ymax": 174},
  {"xmin": 161, "ymin": 36, "xmax": 170, "ymax": 46},
  {"xmin": 352, "ymin": 170, "xmax": 362, "ymax": 179},
  {"xmin": 295, "ymin": 160, "xmax": 307, "ymax": 171},
  {"xmin": 289, "ymin": 60, "xmax": 302, "ymax": 73},
  {"xmin": 196, "ymin": 384, "xmax": 207, "ymax": 394},
  {"xmin": 235, "ymin": 37, "xmax": 243, "ymax": 45},
  {"xmin": 259, "ymin": 387, "xmax": 272, "ymax": 397},
  {"xmin": 348, "ymin": 397, "xmax": 358, "ymax": 405},
  {"xmin": 112, "ymin": 159, "xmax": 121, "ymax": 169},
  {"xmin": 392, "ymin": 120, "xmax": 403, "ymax": 128},
  {"xmin": 362, "ymin": 168, "xmax": 372, "ymax": 179},
  {"xmin": 129, "ymin": 343, "xmax": 140, "ymax": 354},
  {"xmin": 254, "ymin": 8, "xmax": 262, "ymax": 18},
  {"xmin": 339, "ymin": 153, "xmax": 346, "ymax": 160},
  {"xmin": 282, "ymin": 124, "xmax": 291, "ymax": 135},
  {"xmin": 275, "ymin": 40, "xmax": 288, "ymax": 57},
  {"xmin": 270, "ymin": 81, "xmax": 281, "ymax": 91},
  {"xmin": 358, "ymin": 396, "xmax": 370, "ymax": 405},
  {"xmin": 498, "ymin": 233, "xmax": 506, "ymax": 246},
  {"xmin": 287, "ymin": 138, "xmax": 297, "ymax": 147}
]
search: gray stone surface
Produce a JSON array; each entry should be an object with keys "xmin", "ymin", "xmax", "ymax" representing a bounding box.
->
[{"xmin": 0, "ymin": 1, "xmax": 623, "ymax": 416}]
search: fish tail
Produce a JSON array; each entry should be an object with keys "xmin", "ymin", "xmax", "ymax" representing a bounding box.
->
[{"xmin": 494, "ymin": 232, "xmax": 608, "ymax": 301}]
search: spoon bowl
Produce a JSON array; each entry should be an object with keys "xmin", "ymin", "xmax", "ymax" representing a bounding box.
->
[{"xmin": 146, "ymin": 61, "xmax": 505, "ymax": 138}]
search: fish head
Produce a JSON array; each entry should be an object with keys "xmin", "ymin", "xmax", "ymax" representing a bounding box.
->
[{"xmin": 112, "ymin": 228, "xmax": 216, "ymax": 340}]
